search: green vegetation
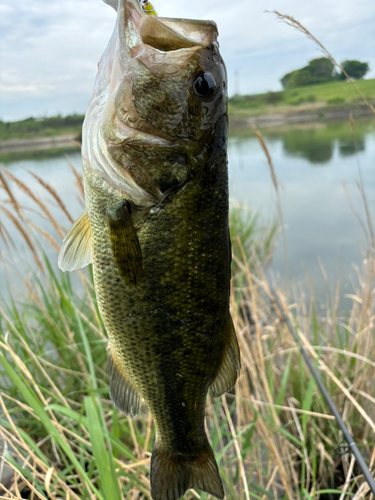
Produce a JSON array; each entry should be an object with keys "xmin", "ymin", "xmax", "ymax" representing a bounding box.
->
[
  {"xmin": 0, "ymin": 157, "xmax": 374, "ymax": 498},
  {"xmin": 339, "ymin": 60, "xmax": 370, "ymax": 80},
  {"xmin": 228, "ymin": 78, "xmax": 375, "ymax": 118},
  {"xmin": 281, "ymin": 58, "xmax": 335, "ymax": 89},
  {"xmin": 281, "ymin": 57, "xmax": 370, "ymax": 89},
  {"xmin": 0, "ymin": 114, "xmax": 84, "ymax": 141}
]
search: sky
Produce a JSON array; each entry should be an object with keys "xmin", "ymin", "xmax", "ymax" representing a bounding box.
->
[{"xmin": 0, "ymin": 0, "xmax": 374, "ymax": 121}]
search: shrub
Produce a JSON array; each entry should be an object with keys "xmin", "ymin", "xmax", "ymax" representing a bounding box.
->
[
  {"xmin": 264, "ymin": 91, "xmax": 284, "ymax": 104},
  {"xmin": 338, "ymin": 60, "xmax": 369, "ymax": 80},
  {"xmin": 327, "ymin": 97, "xmax": 345, "ymax": 105}
]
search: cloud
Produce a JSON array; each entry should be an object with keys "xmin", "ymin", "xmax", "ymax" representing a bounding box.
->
[{"xmin": 0, "ymin": 0, "xmax": 374, "ymax": 120}]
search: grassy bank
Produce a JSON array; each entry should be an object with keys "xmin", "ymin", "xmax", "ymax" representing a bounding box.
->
[
  {"xmin": 0, "ymin": 152, "xmax": 374, "ymax": 499},
  {"xmin": 228, "ymin": 78, "xmax": 375, "ymax": 118},
  {"xmin": 0, "ymin": 115, "xmax": 84, "ymax": 142}
]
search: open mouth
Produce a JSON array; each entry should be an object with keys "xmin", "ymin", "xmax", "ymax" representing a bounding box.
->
[
  {"xmin": 120, "ymin": 0, "xmax": 218, "ymax": 54},
  {"xmin": 140, "ymin": 16, "xmax": 218, "ymax": 52}
]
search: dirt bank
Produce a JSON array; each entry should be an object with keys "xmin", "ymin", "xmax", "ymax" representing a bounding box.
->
[
  {"xmin": 229, "ymin": 103, "xmax": 374, "ymax": 130},
  {"xmin": 0, "ymin": 134, "xmax": 79, "ymax": 154}
]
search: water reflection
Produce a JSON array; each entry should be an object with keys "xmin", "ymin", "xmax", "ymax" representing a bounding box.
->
[
  {"xmin": 339, "ymin": 138, "xmax": 365, "ymax": 157},
  {"xmin": 231, "ymin": 118, "xmax": 374, "ymax": 166},
  {"xmin": 282, "ymin": 129, "xmax": 334, "ymax": 163}
]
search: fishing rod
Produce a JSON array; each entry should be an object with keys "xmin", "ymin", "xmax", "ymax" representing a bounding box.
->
[{"xmin": 271, "ymin": 289, "xmax": 375, "ymax": 496}]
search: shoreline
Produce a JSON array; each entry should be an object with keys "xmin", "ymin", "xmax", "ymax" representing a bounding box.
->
[
  {"xmin": 0, "ymin": 134, "xmax": 79, "ymax": 154},
  {"xmin": 229, "ymin": 103, "xmax": 374, "ymax": 130},
  {"xmin": 0, "ymin": 104, "xmax": 373, "ymax": 156}
]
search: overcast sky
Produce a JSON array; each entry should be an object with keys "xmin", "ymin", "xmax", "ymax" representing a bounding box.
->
[{"xmin": 1, "ymin": 0, "xmax": 374, "ymax": 121}]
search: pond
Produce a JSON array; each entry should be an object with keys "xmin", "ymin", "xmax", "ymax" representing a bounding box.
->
[
  {"xmin": 229, "ymin": 117, "xmax": 375, "ymax": 307},
  {"xmin": 1, "ymin": 117, "xmax": 374, "ymax": 308}
]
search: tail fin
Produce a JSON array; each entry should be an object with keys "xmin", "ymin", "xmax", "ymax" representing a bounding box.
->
[{"xmin": 150, "ymin": 444, "xmax": 224, "ymax": 500}]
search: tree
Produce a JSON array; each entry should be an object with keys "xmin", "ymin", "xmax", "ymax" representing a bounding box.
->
[
  {"xmin": 288, "ymin": 69, "xmax": 314, "ymax": 88},
  {"xmin": 307, "ymin": 58, "xmax": 334, "ymax": 79},
  {"xmin": 339, "ymin": 60, "xmax": 369, "ymax": 80},
  {"xmin": 280, "ymin": 71, "xmax": 294, "ymax": 89},
  {"xmin": 280, "ymin": 57, "xmax": 335, "ymax": 89}
]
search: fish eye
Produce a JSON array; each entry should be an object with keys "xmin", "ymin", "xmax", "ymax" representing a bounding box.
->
[{"xmin": 192, "ymin": 71, "xmax": 216, "ymax": 98}]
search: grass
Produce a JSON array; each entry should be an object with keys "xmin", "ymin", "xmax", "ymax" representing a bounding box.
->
[
  {"xmin": 0, "ymin": 122, "xmax": 374, "ymax": 500},
  {"xmin": 228, "ymin": 79, "xmax": 375, "ymax": 118},
  {"xmin": 0, "ymin": 115, "xmax": 84, "ymax": 142}
]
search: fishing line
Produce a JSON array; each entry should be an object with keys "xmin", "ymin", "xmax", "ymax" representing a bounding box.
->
[{"xmin": 271, "ymin": 289, "xmax": 375, "ymax": 495}]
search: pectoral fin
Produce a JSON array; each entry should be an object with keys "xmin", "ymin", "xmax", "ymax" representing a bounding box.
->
[
  {"xmin": 58, "ymin": 210, "xmax": 92, "ymax": 272},
  {"xmin": 209, "ymin": 316, "xmax": 241, "ymax": 397},
  {"xmin": 108, "ymin": 348, "xmax": 141, "ymax": 417},
  {"xmin": 107, "ymin": 203, "xmax": 143, "ymax": 287}
]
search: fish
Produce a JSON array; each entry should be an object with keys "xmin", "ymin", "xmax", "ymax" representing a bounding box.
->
[{"xmin": 58, "ymin": 0, "xmax": 240, "ymax": 499}]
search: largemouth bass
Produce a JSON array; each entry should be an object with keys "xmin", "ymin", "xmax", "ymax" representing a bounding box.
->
[{"xmin": 58, "ymin": 0, "xmax": 240, "ymax": 498}]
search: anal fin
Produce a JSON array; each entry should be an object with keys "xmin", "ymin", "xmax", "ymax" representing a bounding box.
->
[
  {"xmin": 209, "ymin": 315, "xmax": 241, "ymax": 397},
  {"xmin": 58, "ymin": 210, "xmax": 92, "ymax": 272},
  {"xmin": 107, "ymin": 203, "xmax": 143, "ymax": 287},
  {"xmin": 108, "ymin": 347, "xmax": 141, "ymax": 417}
]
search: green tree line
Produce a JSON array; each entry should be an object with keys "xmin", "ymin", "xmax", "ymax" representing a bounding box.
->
[{"xmin": 281, "ymin": 58, "xmax": 369, "ymax": 89}]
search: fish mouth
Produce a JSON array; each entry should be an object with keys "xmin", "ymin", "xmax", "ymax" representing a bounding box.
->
[
  {"xmin": 84, "ymin": 0, "xmax": 222, "ymax": 202},
  {"xmin": 107, "ymin": 0, "xmax": 219, "ymax": 146},
  {"xmin": 140, "ymin": 16, "xmax": 218, "ymax": 51},
  {"xmin": 117, "ymin": 0, "xmax": 218, "ymax": 51},
  {"xmin": 105, "ymin": 0, "xmax": 218, "ymax": 146},
  {"xmin": 116, "ymin": 0, "xmax": 218, "ymax": 57}
]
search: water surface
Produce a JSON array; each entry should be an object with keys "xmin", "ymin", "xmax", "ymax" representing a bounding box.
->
[
  {"xmin": 1, "ymin": 117, "xmax": 374, "ymax": 307},
  {"xmin": 229, "ymin": 118, "xmax": 375, "ymax": 306}
]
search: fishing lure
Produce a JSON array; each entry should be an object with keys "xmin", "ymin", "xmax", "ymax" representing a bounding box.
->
[{"xmin": 141, "ymin": 0, "xmax": 157, "ymax": 16}]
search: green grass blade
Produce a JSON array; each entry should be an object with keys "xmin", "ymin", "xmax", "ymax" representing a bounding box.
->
[
  {"xmin": 85, "ymin": 396, "xmax": 122, "ymax": 500},
  {"xmin": 45, "ymin": 404, "xmax": 88, "ymax": 427},
  {"xmin": 275, "ymin": 353, "xmax": 292, "ymax": 411}
]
